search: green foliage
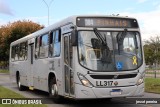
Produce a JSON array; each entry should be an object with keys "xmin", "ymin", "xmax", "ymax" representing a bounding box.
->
[
  {"xmin": 0, "ymin": 86, "xmax": 47, "ymax": 107},
  {"xmin": 144, "ymin": 36, "xmax": 160, "ymax": 66},
  {"xmin": 0, "ymin": 20, "xmax": 44, "ymax": 62},
  {"xmin": 0, "ymin": 86, "xmax": 24, "ymax": 98},
  {"xmin": 0, "ymin": 69, "xmax": 9, "ymax": 73},
  {"xmin": 145, "ymin": 78, "xmax": 160, "ymax": 94},
  {"xmin": 144, "ymin": 44, "xmax": 155, "ymax": 65}
]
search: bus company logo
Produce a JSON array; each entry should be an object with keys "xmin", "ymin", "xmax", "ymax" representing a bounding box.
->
[
  {"xmin": 113, "ymin": 74, "xmax": 119, "ymax": 79},
  {"xmin": 114, "ymin": 81, "xmax": 118, "ymax": 86}
]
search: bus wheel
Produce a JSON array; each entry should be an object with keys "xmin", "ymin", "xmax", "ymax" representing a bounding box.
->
[
  {"xmin": 49, "ymin": 77, "xmax": 63, "ymax": 103},
  {"xmin": 17, "ymin": 74, "xmax": 26, "ymax": 91}
]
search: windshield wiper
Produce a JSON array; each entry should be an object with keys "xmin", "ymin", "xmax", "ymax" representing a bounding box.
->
[
  {"xmin": 117, "ymin": 28, "xmax": 128, "ymax": 54},
  {"xmin": 93, "ymin": 28, "xmax": 106, "ymax": 45},
  {"xmin": 93, "ymin": 28, "xmax": 111, "ymax": 63},
  {"xmin": 117, "ymin": 28, "xmax": 127, "ymax": 43}
]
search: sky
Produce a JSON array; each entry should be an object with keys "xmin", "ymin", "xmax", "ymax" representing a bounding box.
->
[{"xmin": 0, "ymin": 0, "xmax": 160, "ymax": 40}]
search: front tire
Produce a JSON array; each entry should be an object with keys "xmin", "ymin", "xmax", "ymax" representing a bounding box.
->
[{"xmin": 49, "ymin": 77, "xmax": 63, "ymax": 103}]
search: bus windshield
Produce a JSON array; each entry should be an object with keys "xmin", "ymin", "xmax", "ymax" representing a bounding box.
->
[{"xmin": 78, "ymin": 30, "xmax": 142, "ymax": 71}]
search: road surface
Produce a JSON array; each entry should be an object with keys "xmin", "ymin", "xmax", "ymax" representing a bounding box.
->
[{"xmin": 0, "ymin": 73, "xmax": 160, "ymax": 107}]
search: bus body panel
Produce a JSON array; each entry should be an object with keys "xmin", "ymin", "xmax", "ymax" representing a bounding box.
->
[
  {"xmin": 75, "ymin": 83, "xmax": 144, "ymax": 99},
  {"xmin": 9, "ymin": 15, "xmax": 145, "ymax": 100},
  {"xmin": 10, "ymin": 61, "xmax": 28, "ymax": 86}
]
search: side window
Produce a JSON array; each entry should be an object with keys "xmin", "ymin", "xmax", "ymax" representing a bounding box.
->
[
  {"xmin": 19, "ymin": 41, "xmax": 28, "ymax": 60},
  {"xmin": 15, "ymin": 45, "xmax": 19, "ymax": 61},
  {"xmin": 53, "ymin": 30, "xmax": 61, "ymax": 57},
  {"xmin": 69, "ymin": 36, "xmax": 73, "ymax": 67},
  {"xmin": 11, "ymin": 46, "xmax": 15, "ymax": 61},
  {"xmin": 39, "ymin": 34, "xmax": 48, "ymax": 58},
  {"xmin": 25, "ymin": 41, "xmax": 28, "ymax": 60},
  {"xmin": 35, "ymin": 37, "xmax": 40, "ymax": 58},
  {"xmin": 49, "ymin": 32, "xmax": 55, "ymax": 57},
  {"xmin": 11, "ymin": 42, "xmax": 27, "ymax": 61},
  {"xmin": 19, "ymin": 43, "xmax": 24, "ymax": 60},
  {"xmin": 64, "ymin": 36, "xmax": 69, "ymax": 64},
  {"xmin": 19, "ymin": 42, "xmax": 26, "ymax": 60}
]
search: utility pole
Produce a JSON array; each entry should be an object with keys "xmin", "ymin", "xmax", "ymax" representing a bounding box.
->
[{"xmin": 42, "ymin": 0, "xmax": 54, "ymax": 25}]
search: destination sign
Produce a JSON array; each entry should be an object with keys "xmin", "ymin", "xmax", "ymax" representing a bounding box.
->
[{"xmin": 76, "ymin": 17, "xmax": 138, "ymax": 28}]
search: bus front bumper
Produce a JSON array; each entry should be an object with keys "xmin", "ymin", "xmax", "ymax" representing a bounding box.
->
[{"xmin": 75, "ymin": 83, "xmax": 144, "ymax": 99}]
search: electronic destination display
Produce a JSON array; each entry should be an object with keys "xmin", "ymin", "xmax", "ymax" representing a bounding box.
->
[{"xmin": 77, "ymin": 17, "xmax": 138, "ymax": 28}]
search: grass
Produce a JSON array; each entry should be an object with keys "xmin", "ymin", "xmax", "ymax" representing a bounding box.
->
[
  {"xmin": 145, "ymin": 78, "xmax": 160, "ymax": 94},
  {"xmin": 0, "ymin": 86, "xmax": 24, "ymax": 98},
  {"xmin": 146, "ymin": 68, "xmax": 160, "ymax": 70},
  {"xmin": 145, "ymin": 72, "xmax": 160, "ymax": 74},
  {"xmin": 0, "ymin": 86, "xmax": 47, "ymax": 107},
  {"xmin": 0, "ymin": 69, "xmax": 9, "ymax": 73}
]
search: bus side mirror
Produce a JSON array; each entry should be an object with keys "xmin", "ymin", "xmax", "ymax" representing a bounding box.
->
[{"xmin": 71, "ymin": 30, "xmax": 78, "ymax": 46}]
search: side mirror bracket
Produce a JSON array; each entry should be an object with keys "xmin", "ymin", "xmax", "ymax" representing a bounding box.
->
[{"xmin": 71, "ymin": 29, "xmax": 78, "ymax": 46}]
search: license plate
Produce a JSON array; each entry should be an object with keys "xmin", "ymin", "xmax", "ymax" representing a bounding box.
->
[
  {"xmin": 110, "ymin": 89, "xmax": 122, "ymax": 95},
  {"xmin": 96, "ymin": 81, "xmax": 113, "ymax": 87}
]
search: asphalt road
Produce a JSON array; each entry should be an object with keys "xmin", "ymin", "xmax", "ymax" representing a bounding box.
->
[{"xmin": 0, "ymin": 73, "xmax": 160, "ymax": 107}]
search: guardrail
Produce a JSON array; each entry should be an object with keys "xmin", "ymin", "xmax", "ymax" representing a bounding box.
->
[{"xmin": 145, "ymin": 70, "xmax": 160, "ymax": 78}]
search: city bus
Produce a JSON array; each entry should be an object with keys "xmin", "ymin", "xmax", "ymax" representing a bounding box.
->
[{"xmin": 9, "ymin": 15, "xmax": 145, "ymax": 103}]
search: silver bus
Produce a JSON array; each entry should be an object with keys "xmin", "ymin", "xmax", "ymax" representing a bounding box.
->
[{"xmin": 10, "ymin": 15, "xmax": 145, "ymax": 103}]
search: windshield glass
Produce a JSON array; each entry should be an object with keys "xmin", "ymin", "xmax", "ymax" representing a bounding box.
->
[{"xmin": 78, "ymin": 31, "xmax": 142, "ymax": 71}]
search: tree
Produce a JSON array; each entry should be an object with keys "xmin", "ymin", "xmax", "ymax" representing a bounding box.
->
[
  {"xmin": 0, "ymin": 20, "xmax": 44, "ymax": 66},
  {"xmin": 143, "ymin": 44, "xmax": 154, "ymax": 65},
  {"xmin": 144, "ymin": 36, "xmax": 160, "ymax": 68}
]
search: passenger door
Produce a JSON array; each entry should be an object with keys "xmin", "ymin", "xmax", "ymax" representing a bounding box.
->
[
  {"xmin": 28, "ymin": 39, "xmax": 34, "ymax": 88},
  {"xmin": 64, "ymin": 34, "xmax": 74, "ymax": 97}
]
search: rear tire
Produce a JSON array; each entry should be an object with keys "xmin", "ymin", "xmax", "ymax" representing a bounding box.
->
[
  {"xmin": 49, "ymin": 77, "xmax": 63, "ymax": 103},
  {"xmin": 17, "ymin": 74, "xmax": 27, "ymax": 91}
]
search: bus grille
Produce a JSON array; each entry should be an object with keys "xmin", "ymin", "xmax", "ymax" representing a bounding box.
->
[{"xmin": 90, "ymin": 74, "xmax": 137, "ymax": 79}]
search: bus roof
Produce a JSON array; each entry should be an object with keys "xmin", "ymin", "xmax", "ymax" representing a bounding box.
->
[{"xmin": 10, "ymin": 15, "xmax": 137, "ymax": 46}]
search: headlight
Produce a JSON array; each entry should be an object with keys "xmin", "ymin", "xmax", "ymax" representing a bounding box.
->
[
  {"xmin": 137, "ymin": 78, "xmax": 144, "ymax": 85},
  {"xmin": 77, "ymin": 73, "xmax": 93, "ymax": 88},
  {"xmin": 136, "ymin": 72, "xmax": 145, "ymax": 85}
]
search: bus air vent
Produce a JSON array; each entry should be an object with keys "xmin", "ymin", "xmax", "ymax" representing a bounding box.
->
[{"xmin": 90, "ymin": 74, "xmax": 137, "ymax": 79}]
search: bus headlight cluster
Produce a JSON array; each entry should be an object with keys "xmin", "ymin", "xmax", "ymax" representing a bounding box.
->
[
  {"xmin": 77, "ymin": 73, "xmax": 93, "ymax": 88},
  {"xmin": 136, "ymin": 72, "xmax": 145, "ymax": 86}
]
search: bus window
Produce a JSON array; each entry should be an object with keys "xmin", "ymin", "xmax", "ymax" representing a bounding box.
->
[
  {"xmin": 19, "ymin": 43, "xmax": 23, "ymax": 60},
  {"xmin": 39, "ymin": 34, "xmax": 48, "ymax": 58},
  {"xmin": 11, "ymin": 46, "xmax": 15, "ymax": 61},
  {"xmin": 19, "ymin": 42, "xmax": 27, "ymax": 61},
  {"xmin": 64, "ymin": 36, "xmax": 69, "ymax": 64},
  {"xmin": 69, "ymin": 36, "xmax": 73, "ymax": 68},
  {"xmin": 35, "ymin": 37, "xmax": 40, "ymax": 58},
  {"xmin": 20, "ymin": 42, "xmax": 28, "ymax": 60},
  {"xmin": 15, "ymin": 45, "xmax": 19, "ymax": 61},
  {"xmin": 53, "ymin": 30, "xmax": 61, "ymax": 57},
  {"xmin": 49, "ymin": 32, "xmax": 55, "ymax": 57},
  {"xmin": 123, "ymin": 35, "xmax": 135, "ymax": 53},
  {"xmin": 25, "ymin": 41, "xmax": 28, "ymax": 60}
]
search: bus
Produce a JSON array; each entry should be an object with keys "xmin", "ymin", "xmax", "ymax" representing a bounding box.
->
[{"xmin": 9, "ymin": 15, "xmax": 145, "ymax": 103}]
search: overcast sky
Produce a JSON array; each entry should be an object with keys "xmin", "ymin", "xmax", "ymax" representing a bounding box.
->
[{"xmin": 0, "ymin": 0, "xmax": 160, "ymax": 40}]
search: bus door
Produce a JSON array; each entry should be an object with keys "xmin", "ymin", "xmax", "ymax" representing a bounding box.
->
[
  {"xmin": 28, "ymin": 39, "xmax": 34, "ymax": 89},
  {"xmin": 64, "ymin": 34, "xmax": 74, "ymax": 97}
]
